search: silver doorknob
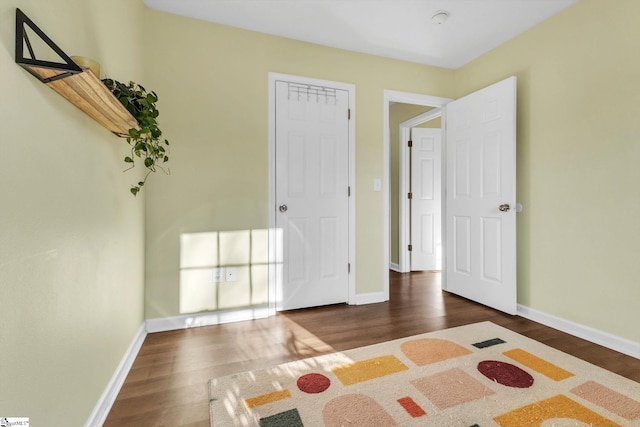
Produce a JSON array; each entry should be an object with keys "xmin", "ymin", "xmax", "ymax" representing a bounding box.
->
[
  {"xmin": 499, "ymin": 204, "xmax": 510, "ymax": 212},
  {"xmin": 279, "ymin": 204, "xmax": 288, "ymax": 213}
]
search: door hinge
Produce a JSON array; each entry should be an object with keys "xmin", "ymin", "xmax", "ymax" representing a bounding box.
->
[
  {"xmin": 348, "ymin": 186, "xmax": 351, "ymax": 197},
  {"xmin": 348, "ymin": 108, "xmax": 351, "ymax": 120},
  {"xmin": 408, "ymin": 244, "xmax": 413, "ymax": 251},
  {"xmin": 408, "ymin": 140, "xmax": 413, "ymax": 147},
  {"xmin": 348, "ymin": 263, "xmax": 351, "ymax": 273},
  {"xmin": 408, "ymin": 192, "xmax": 413, "ymax": 199}
]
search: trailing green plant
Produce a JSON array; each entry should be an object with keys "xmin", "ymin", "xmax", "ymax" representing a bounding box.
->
[{"xmin": 102, "ymin": 78, "xmax": 170, "ymax": 196}]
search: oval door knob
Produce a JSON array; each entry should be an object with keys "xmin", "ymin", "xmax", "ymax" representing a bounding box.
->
[
  {"xmin": 499, "ymin": 203, "xmax": 511, "ymax": 212},
  {"xmin": 279, "ymin": 204, "xmax": 288, "ymax": 213}
]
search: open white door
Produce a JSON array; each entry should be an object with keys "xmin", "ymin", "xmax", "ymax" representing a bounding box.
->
[
  {"xmin": 445, "ymin": 76, "xmax": 517, "ymax": 315},
  {"xmin": 411, "ymin": 128, "xmax": 442, "ymax": 271}
]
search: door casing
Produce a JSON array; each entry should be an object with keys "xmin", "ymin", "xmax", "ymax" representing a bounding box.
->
[
  {"xmin": 384, "ymin": 91, "xmax": 453, "ymax": 298},
  {"xmin": 398, "ymin": 107, "xmax": 444, "ymax": 273},
  {"xmin": 268, "ymin": 72, "xmax": 356, "ymax": 314}
]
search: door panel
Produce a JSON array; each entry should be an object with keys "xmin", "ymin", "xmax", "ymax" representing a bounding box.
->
[
  {"xmin": 288, "ymin": 217, "xmax": 307, "ymax": 283},
  {"xmin": 411, "ymin": 128, "xmax": 442, "ymax": 271},
  {"xmin": 454, "ymin": 216, "xmax": 471, "ymax": 275},
  {"xmin": 454, "ymin": 141, "xmax": 471, "ymax": 197},
  {"xmin": 319, "ymin": 217, "xmax": 338, "ymax": 278},
  {"xmin": 287, "ymin": 133, "xmax": 306, "ymax": 196},
  {"xmin": 275, "ymin": 81, "xmax": 349, "ymax": 310},
  {"xmin": 445, "ymin": 76, "xmax": 517, "ymax": 315}
]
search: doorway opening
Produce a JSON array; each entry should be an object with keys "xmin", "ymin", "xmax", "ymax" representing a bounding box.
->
[
  {"xmin": 385, "ymin": 77, "xmax": 518, "ymax": 314},
  {"xmin": 400, "ymin": 109, "xmax": 444, "ymax": 273},
  {"xmin": 383, "ymin": 91, "xmax": 452, "ymax": 299}
]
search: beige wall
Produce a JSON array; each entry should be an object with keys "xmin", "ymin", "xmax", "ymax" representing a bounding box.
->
[
  {"xmin": 455, "ymin": 0, "xmax": 640, "ymax": 342},
  {"xmin": 142, "ymin": 1, "xmax": 640, "ymax": 343},
  {"xmin": 141, "ymin": 9, "xmax": 455, "ymax": 318},
  {"xmin": 0, "ymin": 0, "xmax": 146, "ymax": 424}
]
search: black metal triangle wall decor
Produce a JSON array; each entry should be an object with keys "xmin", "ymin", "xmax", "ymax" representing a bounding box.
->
[
  {"xmin": 15, "ymin": 8, "xmax": 82, "ymax": 83},
  {"xmin": 13, "ymin": 8, "xmax": 141, "ymax": 138}
]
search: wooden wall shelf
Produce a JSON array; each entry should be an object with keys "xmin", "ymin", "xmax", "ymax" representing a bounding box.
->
[
  {"xmin": 15, "ymin": 8, "xmax": 138, "ymax": 137},
  {"xmin": 29, "ymin": 65, "xmax": 139, "ymax": 137}
]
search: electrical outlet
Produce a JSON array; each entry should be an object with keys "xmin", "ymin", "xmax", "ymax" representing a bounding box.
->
[
  {"xmin": 212, "ymin": 268, "xmax": 224, "ymax": 283},
  {"xmin": 226, "ymin": 267, "xmax": 237, "ymax": 282}
]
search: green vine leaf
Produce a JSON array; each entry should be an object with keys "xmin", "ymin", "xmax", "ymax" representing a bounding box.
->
[{"xmin": 103, "ymin": 78, "xmax": 171, "ymax": 196}]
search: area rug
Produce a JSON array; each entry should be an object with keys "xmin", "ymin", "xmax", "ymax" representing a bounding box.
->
[{"xmin": 209, "ymin": 321, "xmax": 640, "ymax": 426}]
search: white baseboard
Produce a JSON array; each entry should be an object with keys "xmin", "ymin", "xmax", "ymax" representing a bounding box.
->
[
  {"xmin": 86, "ymin": 307, "xmax": 272, "ymax": 425},
  {"xmin": 353, "ymin": 291, "xmax": 388, "ymax": 305},
  {"xmin": 145, "ymin": 306, "xmax": 272, "ymax": 333},
  {"xmin": 517, "ymin": 304, "xmax": 640, "ymax": 359},
  {"xmin": 85, "ymin": 323, "xmax": 147, "ymax": 427},
  {"xmin": 389, "ymin": 263, "xmax": 400, "ymax": 272}
]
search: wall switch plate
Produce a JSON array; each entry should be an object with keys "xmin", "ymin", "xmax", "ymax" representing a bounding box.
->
[
  {"xmin": 226, "ymin": 267, "xmax": 237, "ymax": 282},
  {"xmin": 373, "ymin": 178, "xmax": 381, "ymax": 191},
  {"xmin": 212, "ymin": 268, "xmax": 223, "ymax": 283}
]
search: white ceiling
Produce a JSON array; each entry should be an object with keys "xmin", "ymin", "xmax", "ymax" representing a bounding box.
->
[{"xmin": 144, "ymin": 0, "xmax": 577, "ymax": 69}]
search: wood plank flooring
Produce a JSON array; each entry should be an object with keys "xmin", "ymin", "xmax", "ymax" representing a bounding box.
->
[{"xmin": 104, "ymin": 271, "xmax": 639, "ymax": 426}]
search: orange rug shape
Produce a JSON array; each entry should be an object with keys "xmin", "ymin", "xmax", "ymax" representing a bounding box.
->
[
  {"xmin": 397, "ymin": 396, "xmax": 427, "ymax": 418},
  {"xmin": 494, "ymin": 394, "xmax": 620, "ymax": 427},
  {"xmin": 503, "ymin": 347, "xmax": 574, "ymax": 381},
  {"xmin": 245, "ymin": 389, "xmax": 291, "ymax": 408},
  {"xmin": 332, "ymin": 354, "xmax": 408, "ymax": 385},
  {"xmin": 401, "ymin": 338, "xmax": 472, "ymax": 366}
]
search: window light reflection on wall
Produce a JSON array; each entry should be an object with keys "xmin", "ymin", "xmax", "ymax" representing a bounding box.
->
[{"xmin": 179, "ymin": 229, "xmax": 272, "ymax": 314}]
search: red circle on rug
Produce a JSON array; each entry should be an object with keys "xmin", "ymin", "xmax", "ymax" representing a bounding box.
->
[
  {"xmin": 297, "ymin": 373, "xmax": 331, "ymax": 394},
  {"xmin": 477, "ymin": 360, "xmax": 534, "ymax": 388}
]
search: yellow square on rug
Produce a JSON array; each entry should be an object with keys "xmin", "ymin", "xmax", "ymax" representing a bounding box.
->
[{"xmin": 208, "ymin": 321, "xmax": 640, "ymax": 426}]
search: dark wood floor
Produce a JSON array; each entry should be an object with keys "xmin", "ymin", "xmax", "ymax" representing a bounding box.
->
[{"xmin": 104, "ymin": 271, "xmax": 639, "ymax": 426}]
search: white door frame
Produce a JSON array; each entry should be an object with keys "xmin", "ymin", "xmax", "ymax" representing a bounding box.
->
[
  {"xmin": 384, "ymin": 91, "xmax": 453, "ymax": 296},
  {"xmin": 399, "ymin": 108, "xmax": 443, "ymax": 273},
  {"xmin": 268, "ymin": 72, "xmax": 356, "ymax": 314}
]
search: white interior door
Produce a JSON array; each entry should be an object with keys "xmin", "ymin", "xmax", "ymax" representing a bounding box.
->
[
  {"xmin": 445, "ymin": 76, "xmax": 517, "ymax": 314},
  {"xmin": 410, "ymin": 128, "xmax": 442, "ymax": 271},
  {"xmin": 275, "ymin": 80, "xmax": 350, "ymax": 310}
]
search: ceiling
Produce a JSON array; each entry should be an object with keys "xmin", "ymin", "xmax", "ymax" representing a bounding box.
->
[{"xmin": 144, "ymin": 0, "xmax": 577, "ymax": 69}]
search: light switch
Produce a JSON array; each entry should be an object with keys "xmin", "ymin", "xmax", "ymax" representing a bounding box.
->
[
  {"xmin": 373, "ymin": 178, "xmax": 381, "ymax": 192},
  {"xmin": 212, "ymin": 268, "xmax": 223, "ymax": 283}
]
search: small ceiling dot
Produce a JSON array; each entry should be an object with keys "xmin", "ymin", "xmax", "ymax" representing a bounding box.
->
[{"xmin": 432, "ymin": 10, "xmax": 449, "ymax": 25}]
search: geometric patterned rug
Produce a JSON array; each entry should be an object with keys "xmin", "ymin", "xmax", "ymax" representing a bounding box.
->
[{"xmin": 209, "ymin": 321, "xmax": 640, "ymax": 426}]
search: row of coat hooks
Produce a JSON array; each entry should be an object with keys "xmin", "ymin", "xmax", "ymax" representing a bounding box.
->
[{"xmin": 288, "ymin": 83, "xmax": 337, "ymax": 104}]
